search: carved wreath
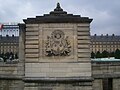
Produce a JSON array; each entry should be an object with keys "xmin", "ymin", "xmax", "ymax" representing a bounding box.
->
[{"xmin": 45, "ymin": 30, "xmax": 71, "ymax": 56}]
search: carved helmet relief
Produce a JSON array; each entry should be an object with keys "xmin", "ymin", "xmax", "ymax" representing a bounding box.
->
[{"xmin": 45, "ymin": 30, "xmax": 71, "ymax": 57}]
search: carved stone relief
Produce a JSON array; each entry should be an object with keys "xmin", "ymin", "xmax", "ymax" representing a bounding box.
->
[{"xmin": 45, "ymin": 30, "xmax": 71, "ymax": 56}]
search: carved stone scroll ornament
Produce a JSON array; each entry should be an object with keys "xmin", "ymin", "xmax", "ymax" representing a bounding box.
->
[{"xmin": 45, "ymin": 30, "xmax": 71, "ymax": 56}]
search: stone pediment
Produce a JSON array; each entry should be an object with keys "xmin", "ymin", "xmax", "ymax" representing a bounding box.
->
[{"xmin": 23, "ymin": 3, "xmax": 92, "ymax": 24}]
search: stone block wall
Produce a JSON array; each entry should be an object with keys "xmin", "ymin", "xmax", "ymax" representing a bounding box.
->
[
  {"xmin": 24, "ymin": 23, "xmax": 91, "ymax": 79},
  {"xmin": 92, "ymin": 61, "xmax": 120, "ymax": 78},
  {"xmin": 0, "ymin": 80, "xmax": 24, "ymax": 90},
  {"xmin": 93, "ymin": 79, "xmax": 103, "ymax": 90},
  {"xmin": 25, "ymin": 63, "xmax": 91, "ymax": 77},
  {"xmin": 0, "ymin": 63, "xmax": 18, "ymax": 77},
  {"xmin": 22, "ymin": 23, "xmax": 92, "ymax": 90},
  {"xmin": 92, "ymin": 61, "xmax": 120, "ymax": 90},
  {"xmin": 24, "ymin": 82, "xmax": 92, "ymax": 90},
  {"xmin": 113, "ymin": 79, "xmax": 120, "ymax": 90}
]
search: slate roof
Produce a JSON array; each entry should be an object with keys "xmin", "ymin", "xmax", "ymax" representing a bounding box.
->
[
  {"xmin": 2, "ymin": 25, "xmax": 19, "ymax": 29},
  {"xmin": 0, "ymin": 36, "xmax": 19, "ymax": 43},
  {"xmin": 91, "ymin": 35, "xmax": 120, "ymax": 42},
  {"xmin": 0, "ymin": 35, "xmax": 120, "ymax": 43}
]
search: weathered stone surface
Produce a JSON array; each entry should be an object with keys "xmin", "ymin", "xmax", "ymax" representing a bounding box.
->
[
  {"xmin": 24, "ymin": 82, "xmax": 92, "ymax": 90},
  {"xmin": 26, "ymin": 32, "xmax": 39, "ymax": 36},
  {"xmin": 25, "ymin": 54, "xmax": 39, "ymax": 58},
  {"xmin": 25, "ymin": 40, "xmax": 39, "ymax": 44},
  {"xmin": 25, "ymin": 58, "xmax": 39, "ymax": 62},
  {"xmin": 26, "ymin": 24, "xmax": 39, "ymax": 27},
  {"xmin": 26, "ymin": 28, "xmax": 39, "ymax": 31},
  {"xmin": 78, "ymin": 36, "xmax": 90, "ymax": 40},
  {"xmin": 0, "ymin": 64, "xmax": 18, "ymax": 75},
  {"xmin": 78, "ymin": 44, "xmax": 90, "ymax": 47},
  {"xmin": 25, "ymin": 49, "xmax": 39, "ymax": 53},
  {"xmin": 78, "ymin": 40, "xmax": 90, "ymax": 44},
  {"xmin": 93, "ymin": 79, "xmax": 103, "ymax": 90},
  {"xmin": 78, "ymin": 49, "xmax": 90, "ymax": 53},
  {"xmin": 26, "ymin": 36, "xmax": 39, "ymax": 40},
  {"xmin": 113, "ymin": 79, "xmax": 120, "ymax": 90},
  {"xmin": 77, "ymin": 32, "xmax": 90, "ymax": 36},
  {"xmin": 0, "ymin": 80, "xmax": 24, "ymax": 90},
  {"xmin": 77, "ymin": 58, "xmax": 90, "ymax": 62},
  {"xmin": 25, "ymin": 63, "xmax": 91, "ymax": 77},
  {"xmin": 24, "ymin": 21, "xmax": 92, "ymax": 90},
  {"xmin": 77, "ymin": 28, "xmax": 90, "ymax": 32},
  {"xmin": 25, "ymin": 45, "xmax": 39, "ymax": 49},
  {"xmin": 78, "ymin": 53, "xmax": 91, "ymax": 58},
  {"xmin": 92, "ymin": 61, "xmax": 120, "ymax": 78},
  {"xmin": 77, "ymin": 23, "xmax": 90, "ymax": 27}
]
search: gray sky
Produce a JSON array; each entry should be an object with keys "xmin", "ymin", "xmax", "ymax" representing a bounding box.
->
[{"xmin": 0, "ymin": 0, "xmax": 120, "ymax": 35}]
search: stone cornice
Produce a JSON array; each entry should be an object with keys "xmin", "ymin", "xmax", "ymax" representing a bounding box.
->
[
  {"xmin": 23, "ymin": 77, "xmax": 93, "ymax": 83},
  {"xmin": 23, "ymin": 3, "xmax": 92, "ymax": 24}
]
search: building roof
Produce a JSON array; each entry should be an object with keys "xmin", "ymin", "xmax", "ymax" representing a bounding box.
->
[
  {"xmin": 23, "ymin": 3, "xmax": 92, "ymax": 24},
  {"xmin": 2, "ymin": 25, "xmax": 19, "ymax": 29},
  {"xmin": 91, "ymin": 35, "xmax": 120, "ymax": 42},
  {"xmin": 0, "ymin": 36, "xmax": 19, "ymax": 43}
]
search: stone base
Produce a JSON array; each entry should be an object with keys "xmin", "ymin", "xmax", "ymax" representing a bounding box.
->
[
  {"xmin": 24, "ymin": 82, "xmax": 92, "ymax": 90},
  {"xmin": 0, "ymin": 80, "xmax": 24, "ymax": 90},
  {"xmin": 24, "ymin": 77, "xmax": 93, "ymax": 90}
]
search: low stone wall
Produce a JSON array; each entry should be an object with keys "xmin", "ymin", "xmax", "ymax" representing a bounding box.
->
[
  {"xmin": 92, "ymin": 61, "xmax": 120, "ymax": 78},
  {"xmin": 24, "ymin": 82, "xmax": 92, "ymax": 90},
  {"xmin": 0, "ymin": 80, "xmax": 24, "ymax": 90},
  {"xmin": 92, "ymin": 61, "xmax": 120, "ymax": 90},
  {"xmin": 1, "ymin": 61, "xmax": 120, "ymax": 90},
  {"xmin": 0, "ymin": 63, "xmax": 18, "ymax": 77},
  {"xmin": 0, "ymin": 63, "xmax": 24, "ymax": 90},
  {"xmin": 113, "ymin": 79, "xmax": 120, "ymax": 90},
  {"xmin": 93, "ymin": 79, "xmax": 103, "ymax": 90}
]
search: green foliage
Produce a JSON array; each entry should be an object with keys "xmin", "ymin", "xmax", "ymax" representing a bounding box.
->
[
  {"xmin": 109, "ymin": 52, "xmax": 114, "ymax": 57},
  {"xmin": 15, "ymin": 53, "xmax": 18, "ymax": 59},
  {"xmin": 5, "ymin": 52, "xmax": 10, "ymax": 59},
  {"xmin": 102, "ymin": 50, "xmax": 109, "ymax": 58},
  {"xmin": 96, "ymin": 51, "xmax": 102, "ymax": 58},
  {"xmin": 10, "ymin": 52, "xmax": 14, "ymax": 60},
  {"xmin": 0, "ymin": 52, "xmax": 18, "ymax": 62},
  {"xmin": 93, "ymin": 49, "xmax": 120, "ymax": 59},
  {"xmin": 91, "ymin": 51, "xmax": 95, "ymax": 58},
  {"xmin": 115, "ymin": 49, "xmax": 120, "ymax": 59},
  {"xmin": 0, "ymin": 53, "xmax": 2, "ymax": 57}
]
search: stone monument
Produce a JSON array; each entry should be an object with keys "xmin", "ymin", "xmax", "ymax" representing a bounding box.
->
[{"xmin": 19, "ymin": 3, "xmax": 93, "ymax": 90}]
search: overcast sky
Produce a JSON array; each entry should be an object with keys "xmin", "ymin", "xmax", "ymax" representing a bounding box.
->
[{"xmin": 0, "ymin": 0, "xmax": 120, "ymax": 35}]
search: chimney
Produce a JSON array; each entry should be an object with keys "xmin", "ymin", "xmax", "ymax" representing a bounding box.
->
[
  {"xmin": 12, "ymin": 34, "xmax": 14, "ymax": 37},
  {"xmin": 94, "ymin": 34, "xmax": 97, "ymax": 36},
  {"xmin": 112, "ymin": 34, "xmax": 115, "ymax": 36},
  {"xmin": 6, "ymin": 34, "xmax": 9, "ymax": 37},
  {"xmin": 106, "ymin": 34, "xmax": 108, "ymax": 36}
]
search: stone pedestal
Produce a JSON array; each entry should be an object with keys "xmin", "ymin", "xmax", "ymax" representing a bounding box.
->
[{"xmin": 21, "ymin": 3, "xmax": 93, "ymax": 90}]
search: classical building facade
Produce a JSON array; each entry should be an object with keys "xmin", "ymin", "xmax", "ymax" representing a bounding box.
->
[
  {"xmin": 0, "ymin": 23, "xmax": 19, "ymax": 36},
  {"xmin": 1, "ymin": 34, "xmax": 120, "ymax": 55},
  {"xmin": 90, "ymin": 34, "xmax": 120, "ymax": 53},
  {"xmin": 0, "ymin": 23, "xmax": 19, "ymax": 54},
  {"xmin": 0, "ymin": 24, "xmax": 120, "ymax": 56},
  {"xmin": 0, "ymin": 35, "xmax": 18, "ymax": 54}
]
